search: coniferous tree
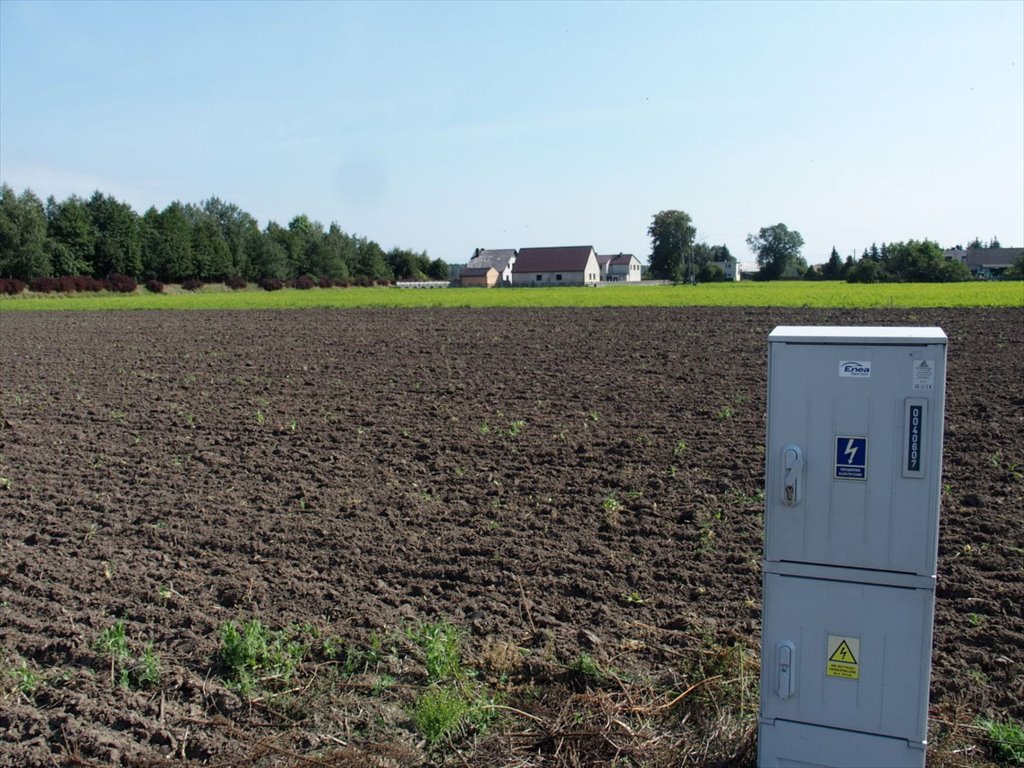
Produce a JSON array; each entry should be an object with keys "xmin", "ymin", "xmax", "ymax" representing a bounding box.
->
[
  {"xmin": 0, "ymin": 185, "xmax": 51, "ymax": 279},
  {"xmin": 46, "ymin": 195, "xmax": 96, "ymax": 276}
]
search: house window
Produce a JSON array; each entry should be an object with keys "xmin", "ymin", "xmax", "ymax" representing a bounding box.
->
[
  {"xmin": 536, "ymin": 274, "xmax": 542, "ymax": 281},
  {"xmin": 556, "ymin": 274, "xmax": 562, "ymax": 281}
]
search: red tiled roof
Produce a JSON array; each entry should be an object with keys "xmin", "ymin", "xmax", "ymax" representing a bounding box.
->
[{"xmin": 512, "ymin": 246, "xmax": 596, "ymax": 272}]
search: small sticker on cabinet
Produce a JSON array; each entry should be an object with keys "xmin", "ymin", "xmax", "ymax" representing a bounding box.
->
[
  {"xmin": 826, "ymin": 635, "xmax": 859, "ymax": 680},
  {"xmin": 912, "ymin": 359, "xmax": 935, "ymax": 391}
]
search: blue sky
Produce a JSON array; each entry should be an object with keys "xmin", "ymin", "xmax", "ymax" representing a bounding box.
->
[{"xmin": 2, "ymin": 0, "xmax": 1022, "ymax": 267}]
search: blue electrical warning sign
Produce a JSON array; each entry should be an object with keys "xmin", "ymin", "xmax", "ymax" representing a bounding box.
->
[{"xmin": 835, "ymin": 436, "xmax": 867, "ymax": 480}]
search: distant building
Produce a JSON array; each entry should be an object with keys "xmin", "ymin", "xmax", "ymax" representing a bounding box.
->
[
  {"xmin": 460, "ymin": 266, "xmax": 499, "ymax": 288},
  {"xmin": 944, "ymin": 247, "xmax": 1022, "ymax": 278},
  {"xmin": 603, "ymin": 253, "xmax": 641, "ymax": 282},
  {"xmin": 713, "ymin": 260, "xmax": 741, "ymax": 281},
  {"xmin": 511, "ymin": 246, "xmax": 601, "ymax": 286},
  {"xmin": 460, "ymin": 248, "xmax": 517, "ymax": 286}
]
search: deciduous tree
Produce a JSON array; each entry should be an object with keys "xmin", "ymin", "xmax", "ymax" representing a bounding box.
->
[
  {"xmin": 746, "ymin": 223, "xmax": 806, "ymax": 280},
  {"xmin": 647, "ymin": 210, "xmax": 696, "ymax": 282}
]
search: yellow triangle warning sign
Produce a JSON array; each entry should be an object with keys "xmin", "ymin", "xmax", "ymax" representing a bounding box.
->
[
  {"xmin": 829, "ymin": 640, "xmax": 857, "ymax": 665},
  {"xmin": 826, "ymin": 635, "xmax": 860, "ymax": 680}
]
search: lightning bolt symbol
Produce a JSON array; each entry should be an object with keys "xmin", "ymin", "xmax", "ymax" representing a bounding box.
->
[{"xmin": 844, "ymin": 439, "xmax": 858, "ymax": 464}]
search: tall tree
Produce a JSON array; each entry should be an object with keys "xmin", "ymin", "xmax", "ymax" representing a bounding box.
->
[
  {"xmin": 250, "ymin": 224, "xmax": 289, "ymax": 280},
  {"xmin": 200, "ymin": 197, "xmax": 260, "ymax": 277},
  {"xmin": 426, "ymin": 257, "xmax": 449, "ymax": 280},
  {"xmin": 188, "ymin": 207, "xmax": 232, "ymax": 281},
  {"xmin": 318, "ymin": 223, "xmax": 355, "ymax": 281},
  {"xmin": 0, "ymin": 185, "xmax": 51, "ymax": 279},
  {"xmin": 747, "ymin": 223, "xmax": 805, "ymax": 280},
  {"xmin": 286, "ymin": 215, "xmax": 324, "ymax": 277},
  {"xmin": 88, "ymin": 192, "xmax": 141, "ymax": 277},
  {"xmin": 157, "ymin": 202, "xmax": 195, "ymax": 281},
  {"xmin": 354, "ymin": 237, "xmax": 391, "ymax": 282},
  {"xmin": 647, "ymin": 210, "xmax": 696, "ymax": 282},
  {"xmin": 822, "ymin": 246, "xmax": 844, "ymax": 280},
  {"xmin": 46, "ymin": 195, "xmax": 96, "ymax": 276}
]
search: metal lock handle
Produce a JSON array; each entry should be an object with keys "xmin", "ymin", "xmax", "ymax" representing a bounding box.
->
[
  {"xmin": 782, "ymin": 444, "xmax": 803, "ymax": 506},
  {"xmin": 777, "ymin": 641, "xmax": 796, "ymax": 699}
]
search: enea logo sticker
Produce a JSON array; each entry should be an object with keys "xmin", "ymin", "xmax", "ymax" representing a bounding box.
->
[
  {"xmin": 835, "ymin": 436, "xmax": 867, "ymax": 480},
  {"xmin": 839, "ymin": 360, "xmax": 871, "ymax": 377}
]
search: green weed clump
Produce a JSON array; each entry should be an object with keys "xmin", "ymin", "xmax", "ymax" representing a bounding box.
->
[
  {"xmin": 3, "ymin": 657, "xmax": 41, "ymax": 697},
  {"xmin": 218, "ymin": 618, "xmax": 306, "ymax": 695},
  {"xmin": 408, "ymin": 620, "xmax": 465, "ymax": 682},
  {"xmin": 407, "ymin": 620, "xmax": 497, "ymax": 746},
  {"xmin": 94, "ymin": 621, "xmax": 161, "ymax": 689},
  {"xmin": 979, "ymin": 718, "xmax": 1024, "ymax": 765}
]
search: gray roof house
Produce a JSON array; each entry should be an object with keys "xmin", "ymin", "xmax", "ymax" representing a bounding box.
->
[
  {"xmin": 462, "ymin": 248, "xmax": 517, "ymax": 285},
  {"xmin": 944, "ymin": 247, "xmax": 1023, "ymax": 277},
  {"xmin": 511, "ymin": 246, "xmax": 601, "ymax": 286}
]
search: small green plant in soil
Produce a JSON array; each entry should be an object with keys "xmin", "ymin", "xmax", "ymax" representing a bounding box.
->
[
  {"xmin": 94, "ymin": 621, "xmax": 162, "ymax": 689},
  {"xmin": 406, "ymin": 620, "xmax": 498, "ymax": 746},
  {"xmin": 96, "ymin": 621, "xmax": 132, "ymax": 687},
  {"xmin": 621, "ymin": 591, "xmax": 648, "ymax": 606},
  {"xmin": 413, "ymin": 683, "xmax": 495, "ymax": 745},
  {"xmin": 567, "ymin": 652, "xmax": 607, "ymax": 685},
  {"xmin": 341, "ymin": 631, "xmax": 387, "ymax": 676},
  {"xmin": 218, "ymin": 618, "xmax": 306, "ymax": 694},
  {"xmin": 601, "ymin": 494, "xmax": 623, "ymax": 528},
  {"xmin": 408, "ymin": 620, "xmax": 465, "ymax": 682},
  {"xmin": 978, "ymin": 718, "xmax": 1024, "ymax": 765},
  {"xmin": 602, "ymin": 494, "xmax": 623, "ymax": 513},
  {"xmin": 4, "ymin": 658, "xmax": 41, "ymax": 697},
  {"xmin": 136, "ymin": 644, "xmax": 161, "ymax": 688}
]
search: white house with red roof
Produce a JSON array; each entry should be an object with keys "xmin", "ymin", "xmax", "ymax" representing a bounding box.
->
[{"xmin": 511, "ymin": 246, "xmax": 601, "ymax": 286}]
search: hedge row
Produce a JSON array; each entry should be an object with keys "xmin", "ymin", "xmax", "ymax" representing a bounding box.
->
[{"xmin": 0, "ymin": 274, "xmax": 137, "ymax": 295}]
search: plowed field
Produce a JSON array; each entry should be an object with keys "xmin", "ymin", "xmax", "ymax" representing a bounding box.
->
[{"xmin": 1, "ymin": 307, "xmax": 1021, "ymax": 767}]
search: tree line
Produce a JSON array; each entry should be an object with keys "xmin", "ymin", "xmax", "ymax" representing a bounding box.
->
[
  {"xmin": 0, "ymin": 184, "xmax": 448, "ymax": 284},
  {"xmin": 646, "ymin": 210, "xmax": 1021, "ymax": 283}
]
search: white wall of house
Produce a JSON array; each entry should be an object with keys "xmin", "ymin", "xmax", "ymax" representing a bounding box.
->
[
  {"xmin": 501, "ymin": 255, "xmax": 516, "ymax": 284},
  {"xmin": 714, "ymin": 260, "xmax": 741, "ymax": 281},
  {"xmin": 513, "ymin": 270, "xmax": 586, "ymax": 286},
  {"xmin": 608, "ymin": 256, "xmax": 642, "ymax": 282},
  {"xmin": 512, "ymin": 253, "xmax": 601, "ymax": 286}
]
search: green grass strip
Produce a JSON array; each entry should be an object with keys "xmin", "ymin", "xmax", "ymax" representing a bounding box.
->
[{"xmin": 1, "ymin": 281, "xmax": 1021, "ymax": 312}]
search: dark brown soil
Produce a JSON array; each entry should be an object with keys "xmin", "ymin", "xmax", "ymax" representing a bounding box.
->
[{"xmin": 0, "ymin": 307, "xmax": 1021, "ymax": 767}]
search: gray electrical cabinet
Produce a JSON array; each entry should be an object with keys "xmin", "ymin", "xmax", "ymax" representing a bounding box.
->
[{"xmin": 759, "ymin": 327, "xmax": 947, "ymax": 768}]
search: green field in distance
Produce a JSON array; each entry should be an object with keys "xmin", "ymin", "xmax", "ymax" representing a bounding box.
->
[{"xmin": 1, "ymin": 281, "xmax": 1021, "ymax": 312}]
